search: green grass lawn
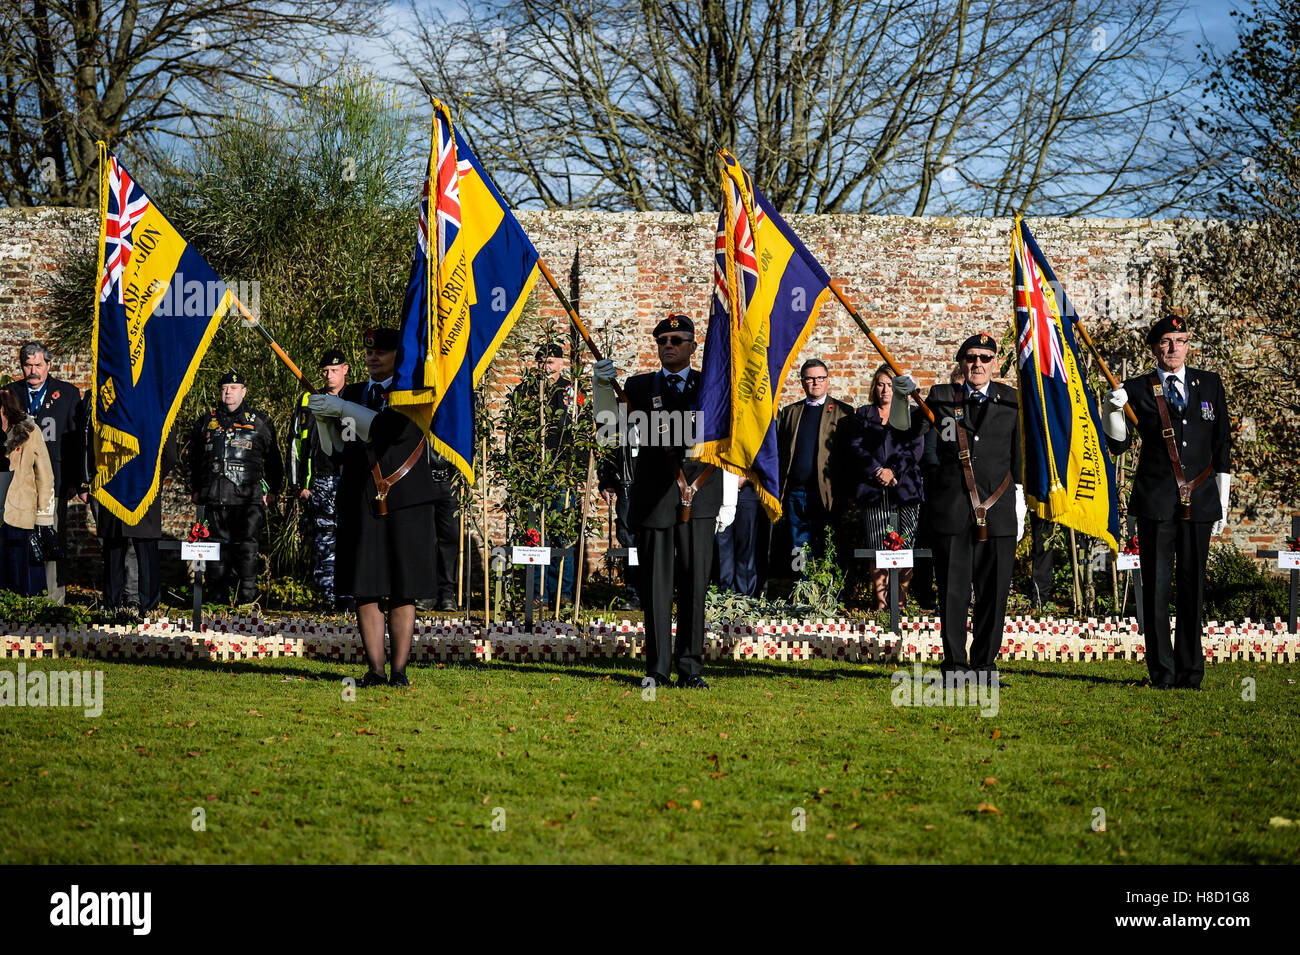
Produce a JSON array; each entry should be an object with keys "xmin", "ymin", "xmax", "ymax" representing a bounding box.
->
[{"xmin": 2, "ymin": 656, "xmax": 1297, "ymax": 864}]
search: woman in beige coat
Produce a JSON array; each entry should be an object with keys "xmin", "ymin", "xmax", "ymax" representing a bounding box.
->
[{"xmin": 1, "ymin": 388, "xmax": 54, "ymax": 595}]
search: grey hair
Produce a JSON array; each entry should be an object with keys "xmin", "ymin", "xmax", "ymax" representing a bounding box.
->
[{"xmin": 18, "ymin": 341, "xmax": 52, "ymax": 364}]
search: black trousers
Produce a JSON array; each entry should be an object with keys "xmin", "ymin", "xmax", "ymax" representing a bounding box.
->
[
  {"xmin": 1030, "ymin": 513, "xmax": 1055, "ymax": 605},
  {"xmin": 431, "ymin": 492, "xmax": 459, "ymax": 602},
  {"xmin": 205, "ymin": 503, "xmax": 265, "ymax": 603},
  {"xmin": 636, "ymin": 520, "xmax": 715, "ymax": 681},
  {"xmin": 103, "ymin": 538, "xmax": 160, "ymax": 611},
  {"xmin": 933, "ymin": 529, "xmax": 1016, "ymax": 671},
  {"xmin": 1137, "ymin": 517, "xmax": 1211, "ymax": 688}
]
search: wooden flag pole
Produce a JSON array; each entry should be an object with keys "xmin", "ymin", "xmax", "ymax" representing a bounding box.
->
[
  {"xmin": 536, "ymin": 258, "xmax": 627, "ymax": 403},
  {"xmin": 827, "ymin": 281, "xmax": 934, "ymax": 423},
  {"xmin": 231, "ymin": 296, "xmax": 316, "ymax": 394},
  {"xmin": 1073, "ymin": 319, "xmax": 1139, "ymax": 427}
]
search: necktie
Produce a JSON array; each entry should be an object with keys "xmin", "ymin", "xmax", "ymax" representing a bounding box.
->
[
  {"xmin": 366, "ymin": 384, "xmax": 383, "ymax": 411},
  {"xmin": 968, "ymin": 390, "xmax": 985, "ymax": 404},
  {"xmin": 28, "ymin": 390, "xmax": 41, "ymax": 415},
  {"xmin": 665, "ymin": 373, "xmax": 683, "ymax": 393},
  {"xmin": 1166, "ymin": 376, "xmax": 1185, "ymax": 414}
]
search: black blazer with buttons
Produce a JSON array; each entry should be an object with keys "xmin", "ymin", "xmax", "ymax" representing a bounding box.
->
[
  {"xmin": 1107, "ymin": 367, "xmax": 1230, "ymax": 522},
  {"xmin": 338, "ymin": 381, "xmax": 436, "ymax": 515},
  {"xmin": 922, "ymin": 382, "xmax": 1022, "ymax": 536},
  {"xmin": 623, "ymin": 368, "xmax": 721, "ymax": 528}
]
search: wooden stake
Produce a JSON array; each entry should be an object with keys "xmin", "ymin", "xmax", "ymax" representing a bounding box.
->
[{"xmin": 827, "ymin": 281, "xmax": 934, "ymax": 423}]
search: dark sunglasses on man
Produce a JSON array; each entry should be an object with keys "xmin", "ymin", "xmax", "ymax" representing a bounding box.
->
[
  {"xmin": 656, "ymin": 335, "xmax": 691, "ymax": 347},
  {"xmin": 963, "ymin": 353, "xmax": 995, "ymax": 364}
]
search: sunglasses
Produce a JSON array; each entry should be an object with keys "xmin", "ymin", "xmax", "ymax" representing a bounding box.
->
[
  {"xmin": 963, "ymin": 353, "xmax": 995, "ymax": 364},
  {"xmin": 656, "ymin": 335, "xmax": 691, "ymax": 346},
  {"xmin": 802, "ymin": 375, "xmax": 828, "ymax": 383}
]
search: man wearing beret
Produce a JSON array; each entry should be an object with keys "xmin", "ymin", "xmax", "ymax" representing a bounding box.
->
[
  {"xmin": 1103, "ymin": 316, "xmax": 1231, "ymax": 690},
  {"xmin": 309, "ymin": 327, "xmax": 438, "ymax": 687},
  {"xmin": 915, "ymin": 332, "xmax": 1025, "ymax": 687},
  {"xmin": 593, "ymin": 314, "xmax": 737, "ymax": 690},
  {"xmin": 289, "ymin": 348, "xmax": 351, "ymax": 610},
  {"xmin": 187, "ymin": 369, "xmax": 283, "ymax": 604}
]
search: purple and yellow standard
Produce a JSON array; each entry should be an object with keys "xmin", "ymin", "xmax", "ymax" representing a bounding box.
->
[
  {"xmin": 1012, "ymin": 214, "xmax": 1120, "ymax": 550},
  {"xmin": 695, "ymin": 150, "xmax": 831, "ymax": 518},
  {"xmin": 91, "ymin": 145, "xmax": 232, "ymax": 523},
  {"xmin": 387, "ymin": 99, "xmax": 539, "ymax": 482}
]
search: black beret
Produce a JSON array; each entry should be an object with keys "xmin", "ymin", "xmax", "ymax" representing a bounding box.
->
[
  {"xmin": 653, "ymin": 314, "xmax": 694, "ymax": 339},
  {"xmin": 956, "ymin": 331, "xmax": 999, "ymax": 361},
  {"xmin": 534, "ymin": 342, "xmax": 564, "ymax": 361},
  {"xmin": 1145, "ymin": 315, "xmax": 1189, "ymax": 346},
  {"xmin": 363, "ymin": 327, "xmax": 400, "ymax": 351},
  {"xmin": 319, "ymin": 348, "xmax": 347, "ymax": 367},
  {"xmin": 218, "ymin": 370, "xmax": 244, "ymax": 386}
]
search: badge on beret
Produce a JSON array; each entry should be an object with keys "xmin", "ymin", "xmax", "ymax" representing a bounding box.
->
[{"xmin": 364, "ymin": 328, "xmax": 376, "ymax": 348}]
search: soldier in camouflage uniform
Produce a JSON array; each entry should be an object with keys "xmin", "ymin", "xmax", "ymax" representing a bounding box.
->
[{"xmin": 289, "ymin": 349, "xmax": 350, "ymax": 609}]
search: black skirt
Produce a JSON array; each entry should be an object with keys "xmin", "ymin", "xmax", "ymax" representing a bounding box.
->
[{"xmin": 339, "ymin": 494, "xmax": 438, "ymax": 601}]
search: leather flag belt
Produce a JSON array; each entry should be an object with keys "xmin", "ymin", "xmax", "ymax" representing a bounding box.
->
[
  {"xmin": 1150, "ymin": 372, "xmax": 1212, "ymax": 518},
  {"xmin": 368, "ymin": 439, "xmax": 427, "ymax": 516},
  {"xmin": 953, "ymin": 397, "xmax": 1011, "ymax": 541},
  {"xmin": 676, "ymin": 464, "xmax": 716, "ymax": 522}
]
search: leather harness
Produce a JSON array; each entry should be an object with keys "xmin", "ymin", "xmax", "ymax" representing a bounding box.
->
[
  {"xmin": 953, "ymin": 392, "xmax": 1011, "ymax": 541},
  {"xmin": 368, "ymin": 438, "xmax": 427, "ymax": 517},
  {"xmin": 1149, "ymin": 371, "xmax": 1212, "ymax": 519}
]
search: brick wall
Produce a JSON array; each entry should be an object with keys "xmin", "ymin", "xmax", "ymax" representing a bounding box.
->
[{"xmin": 3, "ymin": 207, "xmax": 1291, "ymax": 588}]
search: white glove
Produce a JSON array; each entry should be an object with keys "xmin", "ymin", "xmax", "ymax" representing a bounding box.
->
[
  {"xmin": 1103, "ymin": 387, "xmax": 1128, "ymax": 441},
  {"xmin": 716, "ymin": 469, "xmax": 740, "ymax": 533},
  {"xmin": 593, "ymin": 358, "xmax": 620, "ymax": 447},
  {"xmin": 1015, "ymin": 484, "xmax": 1026, "ymax": 542},
  {"xmin": 316, "ymin": 418, "xmax": 342, "ymax": 456},
  {"xmin": 889, "ymin": 374, "xmax": 914, "ymax": 431},
  {"xmin": 310, "ymin": 395, "xmax": 377, "ymax": 441},
  {"xmin": 1212, "ymin": 472, "xmax": 1231, "ymax": 536}
]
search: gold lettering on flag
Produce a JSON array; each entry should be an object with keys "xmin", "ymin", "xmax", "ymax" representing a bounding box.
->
[{"xmin": 120, "ymin": 204, "xmax": 186, "ymax": 385}]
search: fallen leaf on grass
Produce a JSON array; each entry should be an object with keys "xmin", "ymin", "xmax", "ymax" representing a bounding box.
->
[
  {"xmin": 1269, "ymin": 817, "xmax": 1295, "ymax": 827},
  {"xmin": 991, "ymin": 729, "xmax": 1001, "ymax": 740},
  {"xmin": 983, "ymin": 777, "xmax": 998, "ymax": 787},
  {"xmin": 976, "ymin": 802, "xmax": 1002, "ymax": 815}
]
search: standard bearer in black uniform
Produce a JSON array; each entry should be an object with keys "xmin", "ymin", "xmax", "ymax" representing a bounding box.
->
[
  {"xmin": 915, "ymin": 332, "xmax": 1025, "ymax": 685},
  {"xmin": 1103, "ymin": 315, "xmax": 1231, "ymax": 690},
  {"xmin": 594, "ymin": 314, "xmax": 737, "ymax": 690},
  {"xmin": 289, "ymin": 348, "xmax": 350, "ymax": 609},
  {"xmin": 309, "ymin": 327, "xmax": 438, "ymax": 688},
  {"xmin": 187, "ymin": 370, "xmax": 283, "ymax": 604}
]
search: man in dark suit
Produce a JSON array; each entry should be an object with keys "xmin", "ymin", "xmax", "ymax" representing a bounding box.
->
[
  {"xmin": 594, "ymin": 314, "xmax": 736, "ymax": 690},
  {"xmin": 775, "ymin": 358, "xmax": 854, "ymax": 563},
  {"xmin": 919, "ymin": 332, "xmax": 1025, "ymax": 686},
  {"xmin": 1104, "ymin": 316, "xmax": 1231, "ymax": 690},
  {"xmin": 8, "ymin": 341, "xmax": 81, "ymax": 603}
]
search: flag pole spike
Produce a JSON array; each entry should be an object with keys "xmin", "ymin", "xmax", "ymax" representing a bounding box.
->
[
  {"xmin": 230, "ymin": 295, "xmax": 316, "ymax": 394},
  {"xmin": 827, "ymin": 281, "xmax": 935, "ymax": 423}
]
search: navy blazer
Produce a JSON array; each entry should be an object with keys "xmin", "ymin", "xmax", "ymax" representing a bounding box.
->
[
  {"xmin": 1107, "ymin": 367, "xmax": 1230, "ymax": 522},
  {"xmin": 6, "ymin": 377, "xmax": 81, "ymax": 494},
  {"xmin": 922, "ymin": 382, "xmax": 1022, "ymax": 536},
  {"xmin": 846, "ymin": 404, "xmax": 927, "ymax": 507},
  {"xmin": 623, "ymin": 368, "xmax": 720, "ymax": 528}
]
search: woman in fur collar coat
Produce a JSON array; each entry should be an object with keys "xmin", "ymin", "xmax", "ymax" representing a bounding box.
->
[{"xmin": 0, "ymin": 388, "xmax": 54, "ymax": 595}]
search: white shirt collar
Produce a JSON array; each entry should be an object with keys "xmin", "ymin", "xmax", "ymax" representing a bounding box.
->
[
  {"xmin": 659, "ymin": 366, "xmax": 688, "ymax": 380},
  {"xmin": 368, "ymin": 376, "xmax": 393, "ymax": 391},
  {"xmin": 1157, "ymin": 365, "xmax": 1187, "ymax": 391},
  {"xmin": 804, "ymin": 396, "xmax": 827, "ymax": 407},
  {"xmin": 965, "ymin": 383, "xmax": 990, "ymax": 400}
]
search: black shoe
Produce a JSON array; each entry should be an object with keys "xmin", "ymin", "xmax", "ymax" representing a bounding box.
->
[
  {"xmin": 357, "ymin": 670, "xmax": 387, "ymax": 688},
  {"xmin": 641, "ymin": 675, "xmax": 672, "ymax": 690},
  {"xmin": 1152, "ymin": 682, "xmax": 1173, "ymax": 690},
  {"xmin": 437, "ymin": 596, "xmax": 457, "ymax": 612},
  {"xmin": 389, "ymin": 670, "xmax": 411, "ymax": 687},
  {"xmin": 415, "ymin": 598, "xmax": 437, "ymax": 612},
  {"xmin": 679, "ymin": 676, "xmax": 710, "ymax": 690}
]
